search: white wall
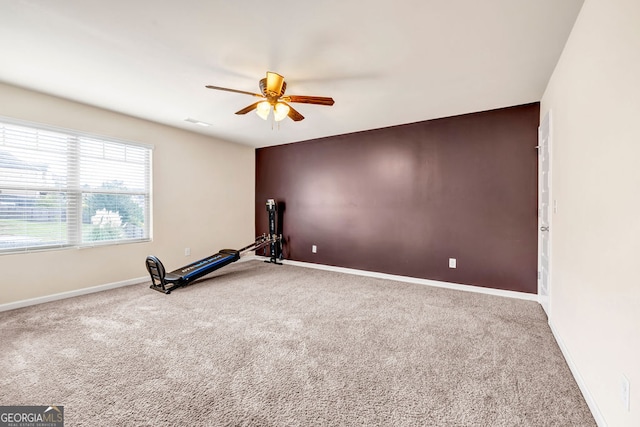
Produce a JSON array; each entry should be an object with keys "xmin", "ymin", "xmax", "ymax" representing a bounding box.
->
[
  {"xmin": 0, "ymin": 83, "xmax": 255, "ymax": 305},
  {"xmin": 541, "ymin": 0, "xmax": 640, "ymax": 425}
]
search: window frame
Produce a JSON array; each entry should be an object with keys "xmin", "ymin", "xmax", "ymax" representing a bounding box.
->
[{"xmin": 0, "ymin": 116, "xmax": 153, "ymax": 255}]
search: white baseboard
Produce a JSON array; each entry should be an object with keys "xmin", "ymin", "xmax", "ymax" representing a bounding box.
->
[
  {"xmin": 238, "ymin": 253, "xmax": 258, "ymax": 262},
  {"xmin": 549, "ymin": 321, "xmax": 607, "ymax": 427},
  {"xmin": 266, "ymin": 258, "xmax": 538, "ymax": 301},
  {"xmin": 1, "ymin": 256, "xmax": 536, "ymax": 312},
  {"xmin": 0, "ymin": 276, "xmax": 148, "ymax": 313},
  {"xmin": 0, "ymin": 254, "xmax": 264, "ymax": 313}
]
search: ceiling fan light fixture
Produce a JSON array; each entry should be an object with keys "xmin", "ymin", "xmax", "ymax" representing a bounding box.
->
[
  {"xmin": 256, "ymin": 101, "xmax": 271, "ymax": 120},
  {"xmin": 206, "ymin": 71, "xmax": 334, "ymax": 123},
  {"xmin": 273, "ymin": 102, "xmax": 290, "ymax": 122}
]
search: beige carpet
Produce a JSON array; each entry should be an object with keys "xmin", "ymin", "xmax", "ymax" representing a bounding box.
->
[{"xmin": 0, "ymin": 260, "xmax": 594, "ymax": 426}]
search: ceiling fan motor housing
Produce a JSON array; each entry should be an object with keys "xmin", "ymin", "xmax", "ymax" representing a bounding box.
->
[{"xmin": 260, "ymin": 78, "xmax": 287, "ymax": 100}]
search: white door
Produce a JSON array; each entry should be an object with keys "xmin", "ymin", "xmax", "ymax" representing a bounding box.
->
[{"xmin": 538, "ymin": 111, "xmax": 551, "ymax": 317}]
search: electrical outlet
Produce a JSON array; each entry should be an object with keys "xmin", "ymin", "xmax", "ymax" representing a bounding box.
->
[
  {"xmin": 449, "ymin": 258, "xmax": 457, "ymax": 268},
  {"xmin": 184, "ymin": 247, "xmax": 190, "ymax": 256},
  {"xmin": 312, "ymin": 245, "xmax": 317, "ymax": 253},
  {"xmin": 621, "ymin": 375, "xmax": 630, "ymax": 411}
]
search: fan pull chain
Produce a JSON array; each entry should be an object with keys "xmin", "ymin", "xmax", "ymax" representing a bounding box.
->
[{"xmin": 269, "ymin": 115, "xmax": 282, "ymax": 131}]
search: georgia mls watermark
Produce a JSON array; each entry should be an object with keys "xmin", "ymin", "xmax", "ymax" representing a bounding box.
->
[{"xmin": 0, "ymin": 406, "xmax": 64, "ymax": 427}]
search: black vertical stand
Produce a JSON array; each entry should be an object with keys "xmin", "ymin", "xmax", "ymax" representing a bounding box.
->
[{"xmin": 265, "ymin": 199, "xmax": 282, "ymax": 265}]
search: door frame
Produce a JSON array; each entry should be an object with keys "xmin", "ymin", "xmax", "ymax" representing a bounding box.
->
[{"xmin": 537, "ymin": 110, "xmax": 552, "ymax": 318}]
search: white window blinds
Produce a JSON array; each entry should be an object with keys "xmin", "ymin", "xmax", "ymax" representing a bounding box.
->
[{"xmin": 0, "ymin": 118, "xmax": 152, "ymax": 254}]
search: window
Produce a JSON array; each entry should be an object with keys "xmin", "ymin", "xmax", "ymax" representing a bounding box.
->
[{"xmin": 0, "ymin": 117, "xmax": 152, "ymax": 254}]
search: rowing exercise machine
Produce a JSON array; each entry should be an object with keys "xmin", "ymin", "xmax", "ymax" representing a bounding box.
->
[
  {"xmin": 146, "ymin": 199, "xmax": 283, "ymax": 294},
  {"xmin": 146, "ymin": 234, "xmax": 277, "ymax": 294}
]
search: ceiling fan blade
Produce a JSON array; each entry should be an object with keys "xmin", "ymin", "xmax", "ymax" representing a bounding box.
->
[
  {"xmin": 205, "ymin": 85, "xmax": 263, "ymax": 98},
  {"xmin": 284, "ymin": 95, "xmax": 335, "ymax": 106},
  {"xmin": 235, "ymin": 101, "xmax": 262, "ymax": 115},
  {"xmin": 265, "ymin": 72, "xmax": 285, "ymax": 96},
  {"xmin": 284, "ymin": 103, "xmax": 305, "ymax": 122}
]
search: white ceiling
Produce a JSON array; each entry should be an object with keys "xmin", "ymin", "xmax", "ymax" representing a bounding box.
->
[{"xmin": 0, "ymin": 0, "xmax": 584, "ymax": 148}]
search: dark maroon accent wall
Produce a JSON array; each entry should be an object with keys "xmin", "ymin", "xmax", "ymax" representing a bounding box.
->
[{"xmin": 256, "ymin": 103, "xmax": 539, "ymax": 293}]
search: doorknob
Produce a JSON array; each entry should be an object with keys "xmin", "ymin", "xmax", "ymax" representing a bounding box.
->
[{"xmin": 540, "ymin": 226, "xmax": 549, "ymax": 232}]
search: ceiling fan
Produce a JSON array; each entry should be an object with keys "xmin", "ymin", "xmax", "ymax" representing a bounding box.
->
[{"xmin": 206, "ymin": 71, "xmax": 334, "ymax": 122}]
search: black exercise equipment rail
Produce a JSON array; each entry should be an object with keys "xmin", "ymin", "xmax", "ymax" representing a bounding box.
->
[{"xmin": 265, "ymin": 198, "xmax": 283, "ymax": 265}]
